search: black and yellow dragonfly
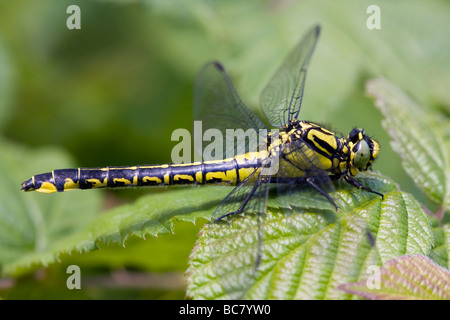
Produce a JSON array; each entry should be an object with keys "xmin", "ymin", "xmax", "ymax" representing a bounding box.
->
[
  {"xmin": 21, "ymin": 26, "xmax": 382, "ymax": 273},
  {"xmin": 21, "ymin": 25, "xmax": 381, "ymax": 205},
  {"xmin": 21, "ymin": 25, "xmax": 384, "ymax": 296}
]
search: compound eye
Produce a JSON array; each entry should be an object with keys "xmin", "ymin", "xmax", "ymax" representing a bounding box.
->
[{"xmin": 353, "ymin": 140, "xmax": 371, "ymax": 169}]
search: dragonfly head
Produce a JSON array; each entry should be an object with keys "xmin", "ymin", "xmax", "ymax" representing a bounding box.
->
[{"xmin": 347, "ymin": 128, "xmax": 379, "ymax": 175}]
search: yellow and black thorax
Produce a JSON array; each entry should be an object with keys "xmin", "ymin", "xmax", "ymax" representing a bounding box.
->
[{"xmin": 272, "ymin": 119, "xmax": 380, "ymax": 178}]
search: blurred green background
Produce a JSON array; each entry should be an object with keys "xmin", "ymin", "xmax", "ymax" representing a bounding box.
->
[{"xmin": 0, "ymin": 0, "xmax": 448, "ymax": 299}]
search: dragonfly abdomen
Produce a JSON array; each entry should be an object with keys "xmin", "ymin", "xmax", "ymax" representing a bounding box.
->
[{"xmin": 21, "ymin": 152, "xmax": 264, "ymax": 193}]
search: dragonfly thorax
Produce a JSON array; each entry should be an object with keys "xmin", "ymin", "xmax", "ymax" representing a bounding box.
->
[
  {"xmin": 266, "ymin": 119, "xmax": 343, "ymax": 178},
  {"xmin": 265, "ymin": 119, "xmax": 380, "ymax": 179}
]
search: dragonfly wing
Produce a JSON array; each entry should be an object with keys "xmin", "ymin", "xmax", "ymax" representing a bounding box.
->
[
  {"xmin": 194, "ymin": 62, "xmax": 268, "ymax": 159},
  {"xmin": 208, "ymin": 165, "xmax": 272, "ymax": 299},
  {"xmin": 260, "ymin": 25, "xmax": 320, "ymax": 127}
]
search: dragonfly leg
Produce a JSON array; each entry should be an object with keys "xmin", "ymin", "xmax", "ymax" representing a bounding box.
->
[
  {"xmin": 306, "ymin": 177, "xmax": 339, "ymax": 211},
  {"xmin": 214, "ymin": 179, "xmax": 263, "ymax": 222},
  {"xmin": 343, "ymin": 175, "xmax": 384, "ymax": 199}
]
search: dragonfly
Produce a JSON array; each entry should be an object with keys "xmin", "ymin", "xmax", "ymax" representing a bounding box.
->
[
  {"xmin": 21, "ymin": 25, "xmax": 383, "ymax": 294},
  {"xmin": 21, "ymin": 25, "xmax": 381, "ymax": 201}
]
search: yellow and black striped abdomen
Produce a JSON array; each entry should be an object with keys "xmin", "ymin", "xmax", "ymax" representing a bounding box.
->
[{"xmin": 21, "ymin": 151, "xmax": 266, "ymax": 193}]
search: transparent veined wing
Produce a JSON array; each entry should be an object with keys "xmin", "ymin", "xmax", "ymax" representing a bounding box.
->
[
  {"xmin": 260, "ymin": 25, "xmax": 320, "ymax": 128},
  {"xmin": 193, "ymin": 62, "xmax": 268, "ymax": 160},
  {"xmin": 208, "ymin": 165, "xmax": 272, "ymax": 299}
]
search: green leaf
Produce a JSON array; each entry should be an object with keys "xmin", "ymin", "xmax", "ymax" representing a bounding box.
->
[
  {"xmin": 429, "ymin": 222, "xmax": 450, "ymax": 269},
  {"xmin": 186, "ymin": 172, "xmax": 434, "ymax": 300},
  {"xmin": 338, "ymin": 254, "xmax": 450, "ymax": 300},
  {"xmin": 63, "ymin": 220, "xmax": 203, "ymax": 273},
  {"xmin": 367, "ymin": 78, "xmax": 450, "ymax": 212}
]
